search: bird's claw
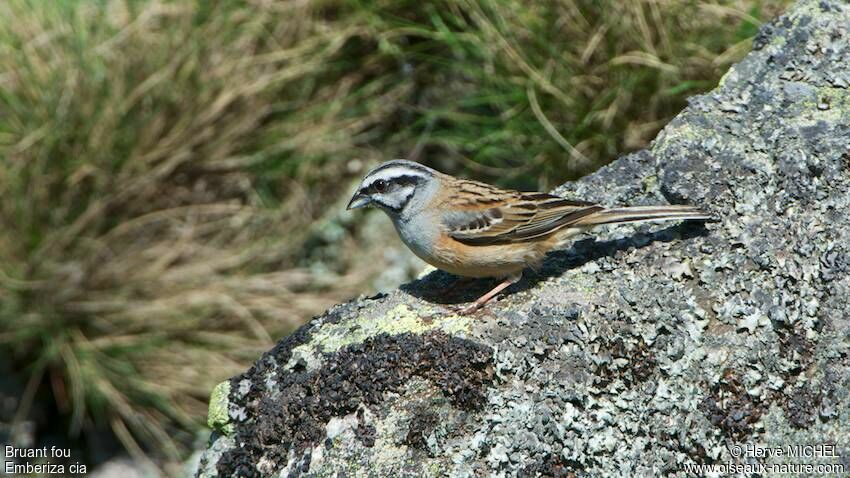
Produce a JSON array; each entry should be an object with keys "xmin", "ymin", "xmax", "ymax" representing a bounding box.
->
[{"xmin": 455, "ymin": 302, "xmax": 485, "ymax": 316}]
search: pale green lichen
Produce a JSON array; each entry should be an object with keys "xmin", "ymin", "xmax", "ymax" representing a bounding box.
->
[
  {"xmin": 641, "ymin": 174, "xmax": 659, "ymax": 194},
  {"xmin": 293, "ymin": 304, "xmax": 473, "ymax": 359},
  {"xmin": 787, "ymin": 2, "xmax": 821, "ymax": 27},
  {"xmin": 565, "ymin": 271, "xmax": 596, "ymax": 295},
  {"xmin": 716, "ymin": 67, "xmax": 737, "ymax": 88},
  {"xmin": 426, "ymin": 460, "xmax": 445, "ymax": 477},
  {"xmin": 207, "ymin": 380, "xmax": 233, "ymax": 435},
  {"xmin": 653, "ymin": 122, "xmax": 715, "ymax": 154},
  {"xmin": 789, "ymin": 86, "xmax": 850, "ymax": 123},
  {"xmin": 814, "ymin": 86, "xmax": 850, "ymax": 118},
  {"xmin": 769, "ymin": 34, "xmax": 787, "ymax": 49}
]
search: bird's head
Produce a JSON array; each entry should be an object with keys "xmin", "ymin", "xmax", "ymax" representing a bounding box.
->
[{"xmin": 347, "ymin": 160, "xmax": 436, "ymax": 216}]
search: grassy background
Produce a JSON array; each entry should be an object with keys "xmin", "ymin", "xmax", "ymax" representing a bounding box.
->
[{"xmin": 0, "ymin": 0, "xmax": 788, "ymax": 471}]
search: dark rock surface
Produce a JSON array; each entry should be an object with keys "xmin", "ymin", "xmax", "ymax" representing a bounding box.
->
[{"xmin": 197, "ymin": 0, "xmax": 849, "ymax": 475}]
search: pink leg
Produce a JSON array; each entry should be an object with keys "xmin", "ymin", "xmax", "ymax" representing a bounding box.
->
[{"xmin": 459, "ymin": 272, "xmax": 522, "ymax": 315}]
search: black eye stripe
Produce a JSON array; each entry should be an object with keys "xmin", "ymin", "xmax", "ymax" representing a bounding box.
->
[{"xmin": 365, "ymin": 174, "xmax": 423, "ymax": 192}]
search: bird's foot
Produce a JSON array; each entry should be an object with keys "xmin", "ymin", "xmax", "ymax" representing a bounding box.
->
[{"xmin": 454, "ymin": 272, "xmax": 522, "ymax": 316}]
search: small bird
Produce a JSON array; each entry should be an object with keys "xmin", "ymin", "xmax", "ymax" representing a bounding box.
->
[{"xmin": 347, "ymin": 160, "xmax": 709, "ymax": 314}]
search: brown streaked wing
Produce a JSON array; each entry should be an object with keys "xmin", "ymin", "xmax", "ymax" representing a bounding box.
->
[{"xmin": 444, "ymin": 185, "xmax": 602, "ymax": 245}]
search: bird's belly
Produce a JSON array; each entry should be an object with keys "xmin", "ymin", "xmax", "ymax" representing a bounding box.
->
[
  {"xmin": 441, "ymin": 247, "xmax": 534, "ymax": 277},
  {"xmin": 419, "ymin": 236, "xmax": 541, "ymax": 278},
  {"xmin": 393, "ymin": 215, "xmax": 546, "ymax": 278}
]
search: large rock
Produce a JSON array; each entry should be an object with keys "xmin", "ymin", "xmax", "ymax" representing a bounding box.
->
[{"xmin": 197, "ymin": 0, "xmax": 849, "ymax": 475}]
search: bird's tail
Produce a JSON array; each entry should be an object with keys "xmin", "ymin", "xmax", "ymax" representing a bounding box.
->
[{"xmin": 572, "ymin": 205, "xmax": 711, "ymax": 227}]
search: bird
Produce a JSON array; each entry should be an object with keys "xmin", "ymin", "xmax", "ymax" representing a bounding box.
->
[{"xmin": 347, "ymin": 160, "xmax": 710, "ymax": 314}]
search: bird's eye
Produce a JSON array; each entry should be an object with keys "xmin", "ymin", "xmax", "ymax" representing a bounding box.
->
[{"xmin": 374, "ymin": 179, "xmax": 389, "ymax": 193}]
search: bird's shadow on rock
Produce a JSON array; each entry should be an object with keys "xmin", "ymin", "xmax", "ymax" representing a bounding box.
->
[{"xmin": 401, "ymin": 222, "xmax": 710, "ymax": 306}]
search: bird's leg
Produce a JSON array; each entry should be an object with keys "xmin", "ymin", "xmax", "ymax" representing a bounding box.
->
[{"xmin": 459, "ymin": 272, "xmax": 522, "ymax": 315}]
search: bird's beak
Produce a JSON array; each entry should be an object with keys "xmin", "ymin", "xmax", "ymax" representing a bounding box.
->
[{"xmin": 346, "ymin": 192, "xmax": 371, "ymax": 210}]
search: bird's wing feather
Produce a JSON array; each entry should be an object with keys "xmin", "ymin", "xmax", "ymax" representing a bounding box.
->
[{"xmin": 442, "ymin": 182, "xmax": 603, "ymax": 245}]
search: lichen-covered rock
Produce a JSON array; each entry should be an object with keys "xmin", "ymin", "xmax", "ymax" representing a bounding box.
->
[{"xmin": 196, "ymin": 1, "xmax": 850, "ymax": 476}]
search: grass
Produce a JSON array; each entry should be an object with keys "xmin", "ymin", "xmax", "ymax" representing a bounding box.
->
[{"xmin": 0, "ymin": 0, "xmax": 789, "ymax": 469}]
